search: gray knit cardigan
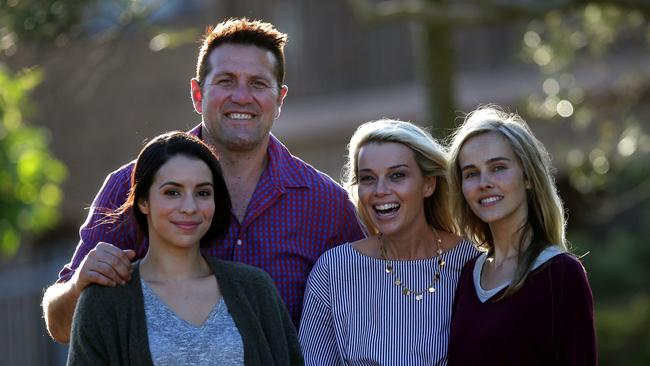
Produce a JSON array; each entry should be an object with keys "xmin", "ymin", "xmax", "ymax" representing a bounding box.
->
[{"xmin": 67, "ymin": 257, "xmax": 303, "ymax": 365}]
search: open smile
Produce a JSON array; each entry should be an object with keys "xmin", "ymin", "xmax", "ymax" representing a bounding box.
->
[
  {"xmin": 373, "ymin": 202, "xmax": 400, "ymax": 217},
  {"xmin": 479, "ymin": 195, "xmax": 503, "ymax": 206},
  {"xmin": 225, "ymin": 112, "xmax": 255, "ymax": 120}
]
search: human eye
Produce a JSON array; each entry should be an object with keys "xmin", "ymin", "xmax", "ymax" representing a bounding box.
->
[
  {"xmin": 493, "ymin": 164, "xmax": 508, "ymax": 172},
  {"xmin": 210, "ymin": 77, "xmax": 234, "ymax": 87},
  {"xmin": 251, "ymin": 79, "xmax": 271, "ymax": 89},
  {"xmin": 390, "ymin": 171, "xmax": 406, "ymax": 180},
  {"xmin": 197, "ymin": 189, "xmax": 213, "ymax": 198},
  {"xmin": 462, "ymin": 170, "xmax": 478, "ymax": 180},
  {"xmin": 164, "ymin": 189, "xmax": 180, "ymax": 197},
  {"xmin": 359, "ymin": 175, "xmax": 375, "ymax": 184}
]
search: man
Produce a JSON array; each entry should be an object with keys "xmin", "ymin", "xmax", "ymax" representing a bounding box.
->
[{"xmin": 42, "ymin": 18, "xmax": 364, "ymax": 343}]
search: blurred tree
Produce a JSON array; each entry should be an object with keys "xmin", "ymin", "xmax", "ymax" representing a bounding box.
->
[
  {"xmin": 347, "ymin": 0, "xmax": 650, "ymax": 137},
  {"xmin": 0, "ymin": 66, "xmax": 66, "ymax": 257},
  {"xmin": 0, "ymin": 0, "xmax": 94, "ymax": 50},
  {"xmin": 0, "ymin": 0, "xmax": 194, "ymax": 259},
  {"xmin": 348, "ymin": 1, "xmax": 650, "ymax": 364},
  {"xmin": 520, "ymin": 4, "xmax": 650, "ymax": 219}
]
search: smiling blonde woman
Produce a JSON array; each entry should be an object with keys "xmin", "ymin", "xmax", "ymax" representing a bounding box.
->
[
  {"xmin": 446, "ymin": 106, "xmax": 596, "ymax": 365},
  {"xmin": 299, "ymin": 119, "xmax": 479, "ymax": 365}
]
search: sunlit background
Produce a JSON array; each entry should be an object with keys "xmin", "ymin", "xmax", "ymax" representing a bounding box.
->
[{"xmin": 1, "ymin": 1, "xmax": 649, "ymax": 364}]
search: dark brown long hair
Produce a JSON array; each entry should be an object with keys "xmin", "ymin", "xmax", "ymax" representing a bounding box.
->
[{"xmin": 112, "ymin": 131, "xmax": 231, "ymax": 243}]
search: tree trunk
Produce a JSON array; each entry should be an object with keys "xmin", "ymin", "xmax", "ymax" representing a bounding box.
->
[{"xmin": 421, "ymin": 23, "xmax": 456, "ymax": 139}]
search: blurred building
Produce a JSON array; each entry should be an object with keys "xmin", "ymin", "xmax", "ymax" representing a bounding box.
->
[{"xmin": 1, "ymin": 0, "xmax": 647, "ymax": 364}]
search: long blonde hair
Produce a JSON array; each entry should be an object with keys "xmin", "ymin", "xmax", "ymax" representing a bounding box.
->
[
  {"xmin": 343, "ymin": 119, "xmax": 456, "ymax": 236},
  {"xmin": 448, "ymin": 106, "xmax": 567, "ymax": 298}
]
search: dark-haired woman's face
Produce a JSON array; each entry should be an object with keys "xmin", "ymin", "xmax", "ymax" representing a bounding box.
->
[
  {"xmin": 138, "ymin": 155, "xmax": 215, "ymax": 250},
  {"xmin": 458, "ymin": 132, "xmax": 530, "ymax": 233}
]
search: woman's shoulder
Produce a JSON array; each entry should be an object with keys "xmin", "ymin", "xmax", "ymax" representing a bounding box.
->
[
  {"xmin": 77, "ymin": 279, "xmax": 138, "ymax": 313},
  {"xmin": 545, "ymin": 251, "xmax": 588, "ymax": 275},
  {"xmin": 205, "ymin": 256, "xmax": 272, "ymax": 282},
  {"xmin": 318, "ymin": 242, "xmax": 359, "ymax": 263}
]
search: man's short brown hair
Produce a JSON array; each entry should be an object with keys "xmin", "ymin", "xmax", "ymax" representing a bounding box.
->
[{"xmin": 196, "ymin": 18, "xmax": 288, "ymax": 88}]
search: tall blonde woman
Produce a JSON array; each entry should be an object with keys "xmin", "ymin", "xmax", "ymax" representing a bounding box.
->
[
  {"xmin": 299, "ymin": 119, "xmax": 478, "ymax": 365},
  {"xmin": 447, "ymin": 106, "xmax": 596, "ymax": 365}
]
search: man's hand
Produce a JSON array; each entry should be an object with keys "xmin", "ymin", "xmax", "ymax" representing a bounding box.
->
[
  {"xmin": 72, "ymin": 242, "xmax": 136, "ymax": 291},
  {"xmin": 42, "ymin": 242, "xmax": 136, "ymax": 343}
]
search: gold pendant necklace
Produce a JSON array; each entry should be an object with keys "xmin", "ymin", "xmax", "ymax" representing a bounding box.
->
[{"xmin": 379, "ymin": 229, "xmax": 446, "ymax": 301}]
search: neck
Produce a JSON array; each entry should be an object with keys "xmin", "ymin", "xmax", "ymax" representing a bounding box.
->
[
  {"xmin": 489, "ymin": 222, "xmax": 531, "ymax": 265},
  {"xmin": 140, "ymin": 244, "xmax": 209, "ymax": 282},
  {"xmin": 203, "ymin": 133, "xmax": 270, "ymax": 221},
  {"xmin": 219, "ymin": 150, "xmax": 268, "ymax": 190},
  {"xmin": 380, "ymin": 221, "xmax": 439, "ymax": 260},
  {"xmin": 202, "ymin": 131, "xmax": 270, "ymax": 181}
]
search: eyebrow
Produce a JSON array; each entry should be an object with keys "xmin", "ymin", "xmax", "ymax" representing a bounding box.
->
[
  {"xmin": 358, "ymin": 163, "xmax": 409, "ymax": 172},
  {"xmin": 460, "ymin": 157, "xmax": 511, "ymax": 171},
  {"xmin": 158, "ymin": 182, "xmax": 213, "ymax": 189}
]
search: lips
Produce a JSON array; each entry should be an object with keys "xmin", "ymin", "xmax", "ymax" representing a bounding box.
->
[
  {"xmin": 225, "ymin": 112, "xmax": 255, "ymax": 120},
  {"xmin": 173, "ymin": 221, "xmax": 201, "ymax": 231},
  {"xmin": 479, "ymin": 195, "xmax": 503, "ymax": 206},
  {"xmin": 374, "ymin": 202, "xmax": 400, "ymax": 216}
]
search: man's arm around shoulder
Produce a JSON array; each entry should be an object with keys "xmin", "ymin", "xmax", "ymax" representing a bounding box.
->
[
  {"xmin": 43, "ymin": 164, "xmax": 137, "ymax": 343},
  {"xmin": 42, "ymin": 243, "xmax": 135, "ymax": 343}
]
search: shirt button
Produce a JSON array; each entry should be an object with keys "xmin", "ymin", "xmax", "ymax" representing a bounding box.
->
[{"xmin": 236, "ymin": 239, "xmax": 242, "ymax": 246}]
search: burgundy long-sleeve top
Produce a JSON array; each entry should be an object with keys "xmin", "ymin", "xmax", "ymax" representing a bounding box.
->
[{"xmin": 448, "ymin": 252, "xmax": 597, "ymax": 365}]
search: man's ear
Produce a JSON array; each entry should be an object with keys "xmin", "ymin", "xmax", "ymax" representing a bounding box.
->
[
  {"xmin": 424, "ymin": 176, "xmax": 437, "ymax": 198},
  {"xmin": 190, "ymin": 78, "xmax": 203, "ymax": 114},
  {"xmin": 275, "ymin": 85, "xmax": 288, "ymax": 119},
  {"xmin": 138, "ymin": 198, "xmax": 149, "ymax": 215}
]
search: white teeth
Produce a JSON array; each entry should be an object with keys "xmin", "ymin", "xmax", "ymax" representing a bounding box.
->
[
  {"xmin": 480, "ymin": 196, "xmax": 502, "ymax": 204},
  {"xmin": 375, "ymin": 203, "xmax": 399, "ymax": 211},
  {"xmin": 227, "ymin": 113, "xmax": 253, "ymax": 120}
]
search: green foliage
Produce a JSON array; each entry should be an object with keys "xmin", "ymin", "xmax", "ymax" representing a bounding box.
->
[
  {"xmin": 0, "ymin": 66, "xmax": 67, "ymax": 257},
  {"xmin": 0, "ymin": 0, "xmax": 95, "ymax": 49},
  {"xmin": 520, "ymin": 4, "xmax": 650, "ymax": 195},
  {"xmin": 568, "ymin": 173, "xmax": 650, "ymax": 364},
  {"xmin": 570, "ymin": 224, "xmax": 650, "ymax": 365},
  {"xmin": 521, "ymin": 5, "xmax": 650, "ymax": 364},
  {"xmin": 597, "ymin": 295, "xmax": 650, "ymax": 366}
]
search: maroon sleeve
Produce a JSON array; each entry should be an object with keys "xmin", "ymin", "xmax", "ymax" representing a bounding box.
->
[
  {"xmin": 57, "ymin": 162, "xmax": 142, "ymax": 282},
  {"xmin": 555, "ymin": 255, "xmax": 598, "ymax": 365}
]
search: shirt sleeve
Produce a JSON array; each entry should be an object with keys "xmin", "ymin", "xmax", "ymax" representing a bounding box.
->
[
  {"xmin": 58, "ymin": 163, "xmax": 140, "ymax": 282},
  {"xmin": 299, "ymin": 257, "xmax": 345, "ymax": 366},
  {"xmin": 555, "ymin": 256, "xmax": 598, "ymax": 365},
  {"xmin": 333, "ymin": 194, "xmax": 365, "ymax": 246}
]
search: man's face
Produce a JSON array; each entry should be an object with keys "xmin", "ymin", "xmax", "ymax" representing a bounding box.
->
[{"xmin": 191, "ymin": 44, "xmax": 287, "ymax": 153}]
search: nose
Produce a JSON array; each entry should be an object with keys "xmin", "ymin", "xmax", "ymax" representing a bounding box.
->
[
  {"xmin": 180, "ymin": 195, "xmax": 198, "ymax": 214},
  {"xmin": 230, "ymin": 82, "xmax": 253, "ymax": 104},
  {"xmin": 374, "ymin": 177, "xmax": 390, "ymax": 196},
  {"xmin": 479, "ymin": 173, "xmax": 493, "ymax": 189}
]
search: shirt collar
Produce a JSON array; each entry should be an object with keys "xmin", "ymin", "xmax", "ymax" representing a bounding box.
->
[{"xmin": 189, "ymin": 124, "xmax": 309, "ymax": 190}]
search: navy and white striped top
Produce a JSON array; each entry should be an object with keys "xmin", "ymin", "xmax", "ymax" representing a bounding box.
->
[{"xmin": 299, "ymin": 240, "xmax": 479, "ymax": 365}]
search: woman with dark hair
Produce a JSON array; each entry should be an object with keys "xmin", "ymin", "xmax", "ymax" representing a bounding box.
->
[
  {"xmin": 447, "ymin": 106, "xmax": 596, "ymax": 365},
  {"xmin": 67, "ymin": 132, "xmax": 302, "ymax": 365}
]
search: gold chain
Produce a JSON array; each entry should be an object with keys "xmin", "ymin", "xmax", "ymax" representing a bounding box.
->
[{"xmin": 379, "ymin": 229, "xmax": 446, "ymax": 301}]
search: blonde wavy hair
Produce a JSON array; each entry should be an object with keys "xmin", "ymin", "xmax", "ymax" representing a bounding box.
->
[{"xmin": 448, "ymin": 106, "xmax": 567, "ymax": 298}]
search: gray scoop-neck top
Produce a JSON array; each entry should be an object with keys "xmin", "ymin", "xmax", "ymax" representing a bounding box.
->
[{"xmin": 141, "ymin": 278, "xmax": 244, "ymax": 366}]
